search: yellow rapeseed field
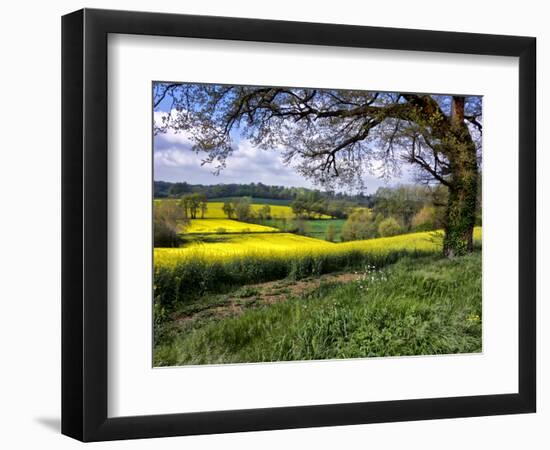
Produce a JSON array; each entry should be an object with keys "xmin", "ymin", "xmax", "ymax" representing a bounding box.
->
[
  {"xmin": 154, "ymin": 227, "xmax": 482, "ymax": 268},
  {"xmin": 185, "ymin": 219, "xmax": 278, "ymax": 234},
  {"xmin": 155, "ymin": 199, "xmax": 330, "ymax": 219},
  {"xmin": 155, "ymin": 233, "xmax": 333, "ymax": 267},
  {"xmin": 205, "ymin": 202, "xmax": 297, "ymax": 219}
]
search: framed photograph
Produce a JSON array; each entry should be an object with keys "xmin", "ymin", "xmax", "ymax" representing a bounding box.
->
[{"xmin": 61, "ymin": 8, "xmax": 536, "ymax": 441}]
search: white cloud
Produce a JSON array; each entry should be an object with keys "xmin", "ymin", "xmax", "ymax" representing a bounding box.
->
[{"xmin": 154, "ymin": 133, "xmax": 314, "ymax": 187}]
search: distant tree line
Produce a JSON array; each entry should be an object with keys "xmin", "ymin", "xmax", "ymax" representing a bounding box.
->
[{"xmin": 154, "ymin": 180, "xmax": 373, "ymax": 205}]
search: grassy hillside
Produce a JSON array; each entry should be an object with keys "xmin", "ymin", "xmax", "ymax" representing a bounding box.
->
[{"xmin": 155, "ymin": 252, "xmax": 482, "ymax": 366}]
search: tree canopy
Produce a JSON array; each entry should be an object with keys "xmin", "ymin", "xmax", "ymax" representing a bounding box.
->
[{"xmin": 154, "ymin": 84, "xmax": 481, "ymax": 190}]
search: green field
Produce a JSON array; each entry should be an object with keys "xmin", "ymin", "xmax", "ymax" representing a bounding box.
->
[
  {"xmin": 303, "ymin": 219, "xmax": 346, "ymax": 241},
  {"xmin": 265, "ymin": 218, "xmax": 346, "ymax": 241},
  {"xmin": 155, "ymin": 252, "xmax": 482, "ymax": 365}
]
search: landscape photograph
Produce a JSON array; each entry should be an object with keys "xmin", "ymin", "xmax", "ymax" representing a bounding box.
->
[{"xmin": 152, "ymin": 82, "xmax": 483, "ymax": 367}]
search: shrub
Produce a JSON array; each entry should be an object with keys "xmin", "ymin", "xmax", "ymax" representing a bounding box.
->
[
  {"xmin": 325, "ymin": 223, "xmax": 336, "ymax": 242},
  {"xmin": 412, "ymin": 206, "xmax": 436, "ymax": 231},
  {"xmin": 234, "ymin": 197, "xmax": 253, "ymax": 221},
  {"xmin": 154, "ymin": 219, "xmax": 179, "ymax": 247},
  {"xmin": 154, "ymin": 201, "xmax": 185, "ymax": 247},
  {"xmin": 222, "ymin": 201, "xmax": 235, "ymax": 218},
  {"xmin": 341, "ymin": 208, "xmax": 377, "ymax": 241},
  {"xmin": 378, "ymin": 217, "xmax": 403, "ymax": 237},
  {"xmin": 257, "ymin": 204, "xmax": 272, "ymax": 221}
]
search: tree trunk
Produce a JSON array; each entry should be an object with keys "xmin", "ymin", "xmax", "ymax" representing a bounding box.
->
[
  {"xmin": 443, "ymin": 96, "xmax": 479, "ymax": 258},
  {"xmin": 443, "ymin": 175, "xmax": 477, "ymax": 257}
]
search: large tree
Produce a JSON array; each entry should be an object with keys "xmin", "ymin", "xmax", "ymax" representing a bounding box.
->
[{"xmin": 154, "ymin": 84, "xmax": 482, "ymax": 257}]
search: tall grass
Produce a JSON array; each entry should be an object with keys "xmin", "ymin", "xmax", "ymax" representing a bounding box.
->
[
  {"xmin": 154, "ymin": 252, "xmax": 482, "ymax": 366},
  {"xmin": 154, "ymin": 228, "xmax": 481, "ymax": 311}
]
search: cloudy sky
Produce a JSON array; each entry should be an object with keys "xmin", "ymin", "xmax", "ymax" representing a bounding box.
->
[
  {"xmin": 155, "ymin": 131, "xmax": 308, "ymax": 186},
  {"xmin": 154, "ymin": 128, "xmax": 414, "ymax": 194}
]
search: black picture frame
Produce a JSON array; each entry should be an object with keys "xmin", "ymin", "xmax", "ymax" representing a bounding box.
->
[{"xmin": 62, "ymin": 8, "xmax": 536, "ymax": 442}]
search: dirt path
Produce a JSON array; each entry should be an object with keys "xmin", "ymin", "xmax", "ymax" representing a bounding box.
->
[{"xmin": 174, "ymin": 272, "xmax": 362, "ymax": 324}]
